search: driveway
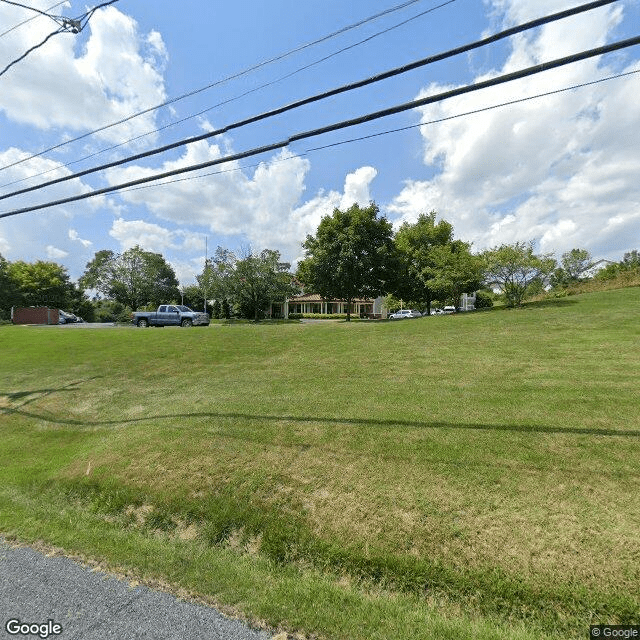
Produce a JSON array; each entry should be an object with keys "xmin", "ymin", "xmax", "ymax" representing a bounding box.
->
[{"xmin": 0, "ymin": 539, "xmax": 273, "ymax": 640}]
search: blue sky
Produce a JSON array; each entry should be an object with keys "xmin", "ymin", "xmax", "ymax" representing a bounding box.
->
[{"xmin": 0, "ymin": 0, "xmax": 639, "ymax": 285}]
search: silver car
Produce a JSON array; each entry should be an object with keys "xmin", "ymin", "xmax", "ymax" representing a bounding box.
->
[{"xmin": 389, "ymin": 309, "xmax": 422, "ymax": 319}]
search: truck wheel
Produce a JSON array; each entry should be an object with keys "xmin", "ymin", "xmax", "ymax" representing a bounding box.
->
[
  {"xmin": 137, "ymin": 318, "xmax": 149, "ymax": 327},
  {"xmin": 181, "ymin": 318, "xmax": 193, "ymax": 327}
]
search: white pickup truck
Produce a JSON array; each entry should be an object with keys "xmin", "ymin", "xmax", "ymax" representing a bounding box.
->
[{"xmin": 131, "ymin": 305, "xmax": 210, "ymax": 327}]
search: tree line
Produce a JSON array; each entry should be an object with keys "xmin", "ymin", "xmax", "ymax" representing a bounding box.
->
[{"xmin": 2, "ymin": 203, "xmax": 637, "ymax": 322}]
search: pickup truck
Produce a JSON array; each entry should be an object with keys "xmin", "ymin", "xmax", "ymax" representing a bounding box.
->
[{"xmin": 132, "ymin": 305, "xmax": 210, "ymax": 327}]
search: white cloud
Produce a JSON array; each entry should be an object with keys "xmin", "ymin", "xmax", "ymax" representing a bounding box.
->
[
  {"xmin": 0, "ymin": 4, "xmax": 167, "ymax": 145},
  {"xmin": 69, "ymin": 229, "xmax": 92, "ymax": 247},
  {"xmin": 107, "ymin": 141, "xmax": 379, "ymax": 263},
  {"xmin": 340, "ymin": 166, "xmax": 378, "ymax": 209},
  {"xmin": 109, "ymin": 218, "xmax": 178, "ymax": 252},
  {"xmin": 45, "ymin": 245, "xmax": 69, "ymax": 259},
  {"xmin": 388, "ymin": 0, "xmax": 640, "ymax": 260},
  {"xmin": 0, "ymin": 147, "xmax": 103, "ymax": 277}
]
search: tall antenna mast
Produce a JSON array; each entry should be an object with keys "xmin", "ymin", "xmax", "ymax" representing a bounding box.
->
[{"xmin": 203, "ymin": 235, "xmax": 208, "ymax": 314}]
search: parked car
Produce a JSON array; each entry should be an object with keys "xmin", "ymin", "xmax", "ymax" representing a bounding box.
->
[
  {"xmin": 389, "ymin": 309, "xmax": 422, "ymax": 319},
  {"xmin": 58, "ymin": 310, "xmax": 79, "ymax": 324},
  {"xmin": 429, "ymin": 308, "xmax": 444, "ymax": 315},
  {"xmin": 443, "ymin": 306, "xmax": 456, "ymax": 314}
]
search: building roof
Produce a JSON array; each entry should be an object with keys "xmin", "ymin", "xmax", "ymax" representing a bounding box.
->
[{"xmin": 288, "ymin": 293, "xmax": 374, "ymax": 303}]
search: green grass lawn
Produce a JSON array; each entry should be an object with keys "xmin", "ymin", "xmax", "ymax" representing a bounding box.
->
[{"xmin": 1, "ymin": 288, "xmax": 639, "ymax": 639}]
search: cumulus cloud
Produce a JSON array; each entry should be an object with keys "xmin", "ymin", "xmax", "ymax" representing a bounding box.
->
[
  {"xmin": 45, "ymin": 245, "xmax": 69, "ymax": 259},
  {"xmin": 0, "ymin": 147, "xmax": 105, "ymax": 277},
  {"xmin": 109, "ymin": 218, "xmax": 178, "ymax": 252},
  {"xmin": 107, "ymin": 141, "xmax": 379, "ymax": 265},
  {"xmin": 0, "ymin": 3, "xmax": 167, "ymax": 145},
  {"xmin": 388, "ymin": 0, "xmax": 640, "ymax": 260},
  {"xmin": 69, "ymin": 229, "xmax": 92, "ymax": 247}
]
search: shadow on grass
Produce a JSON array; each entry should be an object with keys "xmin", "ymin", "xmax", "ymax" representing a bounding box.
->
[
  {"xmin": 0, "ymin": 378, "xmax": 102, "ymax": 408},
  {"xmin": 3, "ymin": 395, "xmax": 638, "ymax": 437}
]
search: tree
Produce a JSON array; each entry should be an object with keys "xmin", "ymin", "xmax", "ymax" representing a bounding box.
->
[
  {"xmin": 197, "ymin": 246, "xmax": 237, "ymax": 302},
  {"xmin": 231, "ymin": 249, "xmax": 295, "ymax": 321},
  {"xmin": 482, "ymin": 242, "xmax": 556, "ymax": 307},
  {"xmin": 621, "ymin": 249, "xmax": 640, "ymax": 270},
  {"xmin": 394, "ymin": 212, "xmax": 480, "ymax": 314},
  {"xmin": 426, "ymin": 241, "xmax": 483, "ymax": 310},
  {"xmin": 8, "ymin": 259, "xmax": 78, "ymax": 309},
  {"xmin": 0, "ymin": 254, "xmax": 20, "ymax": 320},
  {"xmin": 221, "ymin": 298, "xmax": 231, "ymax": 319},
  {"xmin": 551, "ymin": 248, "xmax": 593, "ymax": 287},
  {"xmin": 297, "ymin": 202, "xmax": 398, "ymax": 321},
  {"xmin": 80, "ymin": 246, "xmax": 180, "ymax": 310},
  {"xmin": 180, "ymin": 284, "xmax": 204, "ymax": 311}
]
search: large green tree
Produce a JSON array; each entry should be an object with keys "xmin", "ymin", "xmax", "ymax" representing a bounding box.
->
[
  {"xmin": 79, "ymin": 246, "xmax": 180, "ymax": 310},
  {"xmin": 230, "ymin": 249, "xmax": 295, "ymax": 321},
  {"xmin": 482, "ymin": 242, "xmax": 556, "ymax": 307},
  {"xmin": 0, "ymin": 253, "xmax": 20, "ymax": 320},
  {"xmin": 297, "ymin": 202, "xmax": 397, "ymax": 321},
  {"xmin": 197, "ymin": 246, "xmax": 237, "ymax": 307},
  {"xmin": 394, "ymin": 212, "xmax": 479, "ymax": 313},
  {"xmin": 7, "ymin": 259, "xmax": 78, "ymax": 309},
  {"xmin": 428, "ymin": 241, "xmax": 483, "ymax": 310},
  {"xmin": 551, "ymin": 248, "xmax": 594, "ymax": 287}
]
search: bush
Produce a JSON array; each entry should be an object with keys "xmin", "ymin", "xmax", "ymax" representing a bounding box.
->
[
  {"xmin": 301, "ymin": 313, "xmax": 348, "ymax": 320},
  {"xmin": 93, "ymin": 300, "xmax": 133, "ymax": 323},
  {"xmin": 474, "ymin": 290, "xmax": 494, "ymax": 309}
]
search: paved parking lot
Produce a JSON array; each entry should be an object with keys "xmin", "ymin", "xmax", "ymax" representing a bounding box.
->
[{"xmin": 0, "ymin": 539, "xmax": 272, "ymax": 640}]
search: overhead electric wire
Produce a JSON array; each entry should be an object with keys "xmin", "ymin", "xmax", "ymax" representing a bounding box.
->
[
  {"xmin": 0, "ymin": 0, "xmax": 119, "ymax": 78},
  {"xmin": 0, "ymin": 0, "xmax": 66, "ymax": 26},
  {"xmin": 1, "ymin": 33, "xmax": 638, "ymax": 220},
  {"xmin": 123, "ymin": 67, "xmax": 640, "ymax": 195},
  {"xmin": 0, "ymin": 0, "xmax": 620, "ymax": 202},
  {"xmin": 0, "ymin": 0, "xmax": 448, "ymax": 171},
  {"xmin": 304, "ymin": 68, "xmax": 640, "ymax": 153},
  {"xmin": 0, "ymin": 1, "xmax": 68, "ymax": 39},
  {"xmin": 77, "ymin": 0, "xmax": 119, "ymax": 30},
  {"xmin": 0, "ymin": 0, "xmax": 456, "ymax": 191},
  {"xmin": 0, "ymin": 26, "xmax": 63, "ymax": 77}
]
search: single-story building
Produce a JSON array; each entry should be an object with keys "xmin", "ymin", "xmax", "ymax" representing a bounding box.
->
[{"xmin": 270, "ymin": 294, "xmax": 386, "ymax": 319}]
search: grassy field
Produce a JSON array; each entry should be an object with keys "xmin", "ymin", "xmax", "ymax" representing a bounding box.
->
[{"xmin": 1, "ymin": 287, "xmax": 639, "ymax": 639}]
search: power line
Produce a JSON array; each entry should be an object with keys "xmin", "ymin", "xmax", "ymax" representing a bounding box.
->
[
  {"xmin": 98, "ymin": 67, "xmax": 638, "ymax": 198},
  {"xmin": 304, "ymin": 69, "xmax": 640, "ymax": 153},
  {"xmin": 0, "ymin": 0, "xmax": 437, "ymax": 171},
  {"xmin": 0, "ymin": 1, "xmax": 68, "ymax": 39},
  {"xmin": 0, "ymin": 0, "xmax": 66, "ymax": 27},
  {"xmin": 0, "ymin": 0, "xmax": 620, "ymax": 201},
  {"xmin": 0, "ymin": 26, "xmax": 63, "ymax": 78},
  {"xmin": 0, "ymin": 0, "xmax": 120, "ymax": 78},
  {"xmin": 1, "ymin": 34, "xmax": 638, "ymax": 220},
  {"xmin": 0, "ymin": 0, "xmax": 457, "ymax": 191}
]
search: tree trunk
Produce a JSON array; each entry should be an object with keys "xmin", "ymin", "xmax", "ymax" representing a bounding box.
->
[{"xmin": 346, "ymin": 297, "xmax": 351, "ymax": 322}]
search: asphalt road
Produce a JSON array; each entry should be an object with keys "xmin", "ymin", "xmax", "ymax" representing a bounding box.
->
[{"xmin": 0, "ymin": 539, "xmax": 273, "ymax": 640}]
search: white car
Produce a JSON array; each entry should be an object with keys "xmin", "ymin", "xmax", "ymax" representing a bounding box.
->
[
  {"xmin": 443, "ymin": 306, "xmax": 456, "ymax": 314},
  {"xmin": 389, "ymin": 309, "xmax": 422, "ymax": 319}
]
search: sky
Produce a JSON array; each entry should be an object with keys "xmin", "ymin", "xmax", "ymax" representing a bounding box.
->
[{"xmin": 0, "ymin": 0, "xmax": 639, "ymax": 285}]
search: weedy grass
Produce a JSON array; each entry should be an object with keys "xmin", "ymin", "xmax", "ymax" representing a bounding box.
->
[{"xmin": 1, "ymin": 287, "xmax": 639, "ymax": 639}]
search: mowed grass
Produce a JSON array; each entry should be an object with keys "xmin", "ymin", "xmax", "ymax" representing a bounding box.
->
[{"xmin": 1, "ymin": 288, "xmax": 639, "ymax": 639}]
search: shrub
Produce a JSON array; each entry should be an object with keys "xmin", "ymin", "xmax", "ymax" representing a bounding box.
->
[{"xmin": 474, "ymin": 290, "xmax": 494, "ymax": 309}]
